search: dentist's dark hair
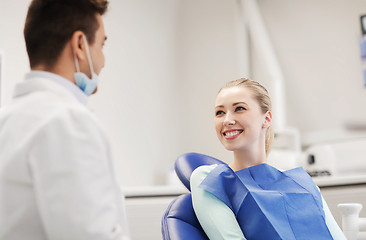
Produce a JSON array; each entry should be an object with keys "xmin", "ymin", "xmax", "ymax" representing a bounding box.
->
[
  {"xmin": 24, "ymin": 0, "xmax": 109, "ymax": 69},
  {"xmin": 219, "ymin": 78, "xmax": 274, "ymax": 156}
]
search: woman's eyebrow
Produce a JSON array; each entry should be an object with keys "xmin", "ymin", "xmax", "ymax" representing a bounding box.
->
[
  {"xmin": 215, "ymin": 102, "xmax": 248, "ymax": 109},
  {"xmin": 233, "ymin": 102, "xmax": 248, "ymax": 106}
]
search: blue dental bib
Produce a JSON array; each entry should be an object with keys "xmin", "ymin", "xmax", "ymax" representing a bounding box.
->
[{"xmin": 199, "ymin": 164, "xmax": 333, "ymax": 240}]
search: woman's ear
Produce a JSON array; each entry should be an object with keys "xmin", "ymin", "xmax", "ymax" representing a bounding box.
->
[
  {"xmin": 262, "ymin": 111, "xmax": 272, "ymax": 128},
  {"xmin": 71, "ymin": 31, "xmax": 86, "ymax": 61}
]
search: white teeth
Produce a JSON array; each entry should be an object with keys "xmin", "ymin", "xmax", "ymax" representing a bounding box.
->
[{"xmin": 226, "ymin": 130, "xmax": 240, "ymax": 137}]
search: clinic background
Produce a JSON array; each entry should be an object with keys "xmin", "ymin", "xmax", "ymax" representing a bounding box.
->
[{"xmin": 1, "ymin": 0, "xmax": 366, "ymax": 187}]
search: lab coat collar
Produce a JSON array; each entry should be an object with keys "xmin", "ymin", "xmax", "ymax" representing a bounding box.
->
[{"xmin": 14, "ymin": 71, "xmax": 88, "ymax": 105}]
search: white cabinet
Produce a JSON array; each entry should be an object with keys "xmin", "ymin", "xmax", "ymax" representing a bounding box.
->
[
  {"xmin": 124, "ymin": 186, "xmax": 187, "ymax": 240},
  {"xmin": 125, "ymin": 196, "xmax": 176, "ymax": 240}
]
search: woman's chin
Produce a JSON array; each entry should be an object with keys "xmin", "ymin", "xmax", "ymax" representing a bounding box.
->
[{"xmin": 223, "ymin": 144, "xmax": 238, "ymax": 152}]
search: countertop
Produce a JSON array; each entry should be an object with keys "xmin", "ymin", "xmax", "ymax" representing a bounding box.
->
[
  {"xmin": 123, "ymin": 174, "xmax": 366, "ymax": 198},
  {"xmin": 123, "ymin": 184, "xmax": 188, "ymax": 198},
  {"xmin": 312, "ymin": 174, "xmax": 366, "ymax": 188}
]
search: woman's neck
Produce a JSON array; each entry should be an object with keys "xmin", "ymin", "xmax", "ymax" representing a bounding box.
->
[{"xmin": 230, "ymin": 147, "xmax": 267, "ymax": 171}]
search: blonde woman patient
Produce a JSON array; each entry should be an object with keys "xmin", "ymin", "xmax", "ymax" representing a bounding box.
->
[{"xmin": 190, "ymin": 78, "xmax": 346, "ymax": 240}]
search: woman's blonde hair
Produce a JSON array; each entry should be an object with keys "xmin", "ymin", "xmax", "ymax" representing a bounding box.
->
[{"xmin": 219, "ymin": 78, "xmax": 274, "ymax": 155}]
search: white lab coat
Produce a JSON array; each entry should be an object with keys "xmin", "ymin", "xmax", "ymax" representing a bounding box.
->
[{"xmin": 0, "ymin": 73, "xmax": 130, "ymax": 240}]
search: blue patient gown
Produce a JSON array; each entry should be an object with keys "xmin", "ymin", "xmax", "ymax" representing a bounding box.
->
[{"xmin": 198, "ymin": 164, "xmax": 334, "ymax": 240}]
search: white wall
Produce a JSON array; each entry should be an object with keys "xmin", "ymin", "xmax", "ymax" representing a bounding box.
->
[
  {"xmin": 89, "ymin": 0, "xmax": 182, "ymax": 186},
  {"xmin": 174, "ymin": 0, "xmax": 241, "ymax": 166},
  {"xmin": 0, "ymin": 1, "xmax": 30, "ymax": 105},
  {"xmin": 255, "ymin": 0, "xmax": 366, "ymax": 144},
  {"xmin": 1, "ymin": 0, "xmax": 366, "ymax": 187}
]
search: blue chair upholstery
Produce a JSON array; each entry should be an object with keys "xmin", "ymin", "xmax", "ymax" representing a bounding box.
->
[
  {"xmin": 174, "ymin": 152, "xmax": 226, "ymax": 191},
  {"xmin": 162, "ymin": 152, "xmax": 226, "ymax": 240},
  {"xmin": 162, "ymin": 194, "xmax": 208, "ymax": 240}
]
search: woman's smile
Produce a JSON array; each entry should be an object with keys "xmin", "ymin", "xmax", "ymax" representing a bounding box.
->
[{"xmin": 223, "ymin": 129, "xmax": 244, "ymax": 140}]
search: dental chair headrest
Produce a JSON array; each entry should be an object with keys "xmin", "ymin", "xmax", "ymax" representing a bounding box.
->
[{"xmin": 174, "ymin": 152, "xmax": 226, "ymax": 191}]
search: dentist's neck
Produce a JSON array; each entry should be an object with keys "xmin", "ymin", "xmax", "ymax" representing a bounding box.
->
[{"xmin": 31, "ymin": 48, "xmax": 76, "ymax": 84}]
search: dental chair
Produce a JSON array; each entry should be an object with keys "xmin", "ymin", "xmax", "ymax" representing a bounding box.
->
[
  {"xmin": 338, "ymin": 203, "xmax": 366, "ymax": 240},
  {"xmin": 162, "ymin": 152, "xmax": 361, "ymax": 240},
  {"xmin": 161, "ymin": 152, "xmax": 226, "ymax": 240}
]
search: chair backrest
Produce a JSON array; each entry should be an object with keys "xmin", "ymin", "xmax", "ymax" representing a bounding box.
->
[
  {"xmin": 174, "ymin": 152, "xmax": 226, "ymax": 191},
  {"xmin": 162, "ymin": 152, "xmax": 226, "ymax": 240},
  {"xmin": 162, "ymin": 194, "xmax": 208, "ymax": 240}
]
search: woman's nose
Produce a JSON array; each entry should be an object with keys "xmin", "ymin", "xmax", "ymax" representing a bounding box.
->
[{"xmin": 223, "ymin": 112, "xmax": 235, "ymax": 126}]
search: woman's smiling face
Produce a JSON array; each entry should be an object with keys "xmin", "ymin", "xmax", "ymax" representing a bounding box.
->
[{"xmin": 214, "ymin": 86, "xmax": 269, "ymax": 152}]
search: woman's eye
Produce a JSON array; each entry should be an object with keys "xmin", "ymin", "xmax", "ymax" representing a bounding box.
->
[
  {"xmin": 215, "ymin": 110, "xmax": 225, "ymax": 116},
  {"xmin": 235, "ymin": 106, "xmax": 246, "ymax": 111}
]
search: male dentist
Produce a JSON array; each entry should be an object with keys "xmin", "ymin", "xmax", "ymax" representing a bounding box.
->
[{"xmin": 0, "ymin": 0, "xmax": 130, "ymax": 239}]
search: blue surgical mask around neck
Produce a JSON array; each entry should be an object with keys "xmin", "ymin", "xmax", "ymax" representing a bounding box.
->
[{"xmin": 73, "ymin": 35, "xmax": 99, "ymax": 96}]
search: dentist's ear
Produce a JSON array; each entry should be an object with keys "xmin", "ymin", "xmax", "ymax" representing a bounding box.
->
[
  {"xmin": 262, "ymin": 111, "xmax": 272, "ymax": 128},
  {"xmin": 70, "ymin": 31, "xmax": 87, "ymax": 61}
]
